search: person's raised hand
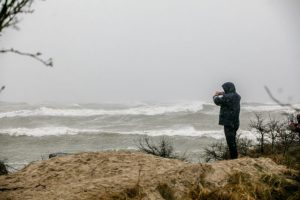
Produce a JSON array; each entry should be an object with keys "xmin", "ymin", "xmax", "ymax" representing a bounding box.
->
[{"xmin": 214, "ymin": 91, "xmax": 224, "ymax": 96}]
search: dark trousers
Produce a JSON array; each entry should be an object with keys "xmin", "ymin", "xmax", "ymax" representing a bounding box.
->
[{"xmin": 224, "ymin": 125, "xmax": 239, "ymax": 159}]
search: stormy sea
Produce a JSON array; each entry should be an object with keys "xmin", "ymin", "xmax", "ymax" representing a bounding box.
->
[{"xmin": 0, "ymin": 101, "xmax": 295, "ymax": 170}]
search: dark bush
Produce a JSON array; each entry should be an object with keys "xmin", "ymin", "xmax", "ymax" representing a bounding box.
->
[
  {"xmin": 203, "ymin": 141, "xmax": 229, "ymax": 162},
  {"xmin": 204, "ymin": 133, "xmax": 253, "ymax": 162},
  {"xmin": 137, "ymin": 136, "xmax": 187, "ymax": 161},
  {"xmin": 0, "ymin": 160, "xmax": 8, "ymax": 175}
]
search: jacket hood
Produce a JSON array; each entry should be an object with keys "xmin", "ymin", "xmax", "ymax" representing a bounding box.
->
[{"xmin": 222, "ymin": 82, "xmax": 236, "ymax": 94}]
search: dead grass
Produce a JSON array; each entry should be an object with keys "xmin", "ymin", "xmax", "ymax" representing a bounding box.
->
[
  {"xmin": 109, "ymin": 165, "xmax": 145, "ymax": 200},
  {"xmin": 185, "ymin": 170, "xmax": 300, "ymax": 200},
  {"xmin": 110, "ymin": 184, "xmax": 144, "ymax": 200},
  {"xmin": 157, "ymin": 183, "xmax": 175, "ymax": 200},
  {"xmin": 267, "ymin": 146, "xmax": 300, "ymax": 171}
]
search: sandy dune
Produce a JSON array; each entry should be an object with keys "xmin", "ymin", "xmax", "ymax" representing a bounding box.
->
[{"xmin": 0, "ymin": 151, "xmax": 290, "ymax": 200}]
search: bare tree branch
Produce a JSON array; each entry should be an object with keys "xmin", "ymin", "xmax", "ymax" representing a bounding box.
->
[
  {"xmin": 0, "ymin": 1, "xmax": 53, "ymax": 67},
  {"xmin": 0, "ymin": 48, "xmax": 53, "ymax": 67},
  {"xmin": 0, "ymin": 85, "xmax": 5, "ymax": 93},
  {"xmin": 0, "ymin": 0, "xmax": 34, "ymax": 33},
  {"xmin": 264, "ymin": 86, "xmax": 300, "ymax": 112}
]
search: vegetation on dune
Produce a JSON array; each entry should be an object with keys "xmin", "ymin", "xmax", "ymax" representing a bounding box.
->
[
  {"xmin": 204, "ymin": 133, "xmax": 253, "ymax": 162},
  {"xmin": 186, "ymin": 170, "xmax": 299, "ymax": 200},
  {"xmin": 137, "ymin": 136, "xmax": 187, "ymax": 161},
  {"xmin": 105, "ymin": 161, "xmax": 300, "ymax": 200},
  {"xmin": 0, "ymin": 160, "xmax": 8, "ymax": 176},
  {"xmin": 204, "ymin": 112, "xmax": 300, "ymax": 169},
  {"xmin": 134, "ymin": 112, "xmax": 300, "ymax": 200}
]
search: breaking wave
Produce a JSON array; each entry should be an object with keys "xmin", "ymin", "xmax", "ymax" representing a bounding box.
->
[
  {"xmin": 0, "ymin": 102, "xmax": 204, "ymax": 118},
  {"xmin": 121, "ymin": 127, "xmax": 255, "ymax": 140},
  {"xmin": 241, "ymin": 104, "xmax": 296, "ymax": 113},
  {"xmin": 0, "ymin": 126, "xmax": 255, "ymax": 140},
  {"xmin": 0, "ymin": 127, "xmax": 100, "ymax": 137}
]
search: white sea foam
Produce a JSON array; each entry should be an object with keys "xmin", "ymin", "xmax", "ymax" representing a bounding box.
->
[
  {"xmin": 0, "ymin": 126, "xmax": 256, "ymax": 140},
  {"xmin": 0, "ymin": 102, "xmax": 204, "ymax": 118},
  {"xmin": 241, "ymin": 104, "xmax": 297, "ymax": 113},
  {"xmin": 0, "ymin": 127, "xmax": 100, "ymax": 137},
  {"xmin": 122, "ymin": 127, "xmax": 225, "ymax": 138},
  {"xmin": 120, "ymin": 127, "xmax": 256, "ymax": 140},
  {"xmin": 1, "ymin": 102, "xmax": 298, "ymax": 119}
]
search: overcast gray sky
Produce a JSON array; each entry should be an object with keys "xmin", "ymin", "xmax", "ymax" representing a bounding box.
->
[{"xmin": 0, "ymin": 0, "xmax": 299, "ymax": 103}]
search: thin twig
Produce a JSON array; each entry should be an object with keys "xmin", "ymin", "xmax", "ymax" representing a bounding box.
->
[
  {"xmin": 0, "ymin": 85, "xmax": 5, "ymax": 93},
  {"xmin": 264, "ymin": 86, "xmax": 299, "ymax": 112},
  {"xmin": 0, "ymin": 48, "xmax": 53, "ymax": 67}
]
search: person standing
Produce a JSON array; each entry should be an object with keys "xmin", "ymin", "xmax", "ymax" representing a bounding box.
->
[
  {"xmin": 289, "ymin": 114, "xmax": 300, "ymax": 141},
  {"xmin": 213, "ymin": 82, "xmax": 241, "ymax": 159}
]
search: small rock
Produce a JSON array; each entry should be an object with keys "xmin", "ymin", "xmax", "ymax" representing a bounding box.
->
[{"xmin": 49, "ymin": 152, "xmax": 70, "ymax": 159}]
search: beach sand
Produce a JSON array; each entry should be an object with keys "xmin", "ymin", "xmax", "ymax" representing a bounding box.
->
[{"xmin": 0, "ymin": 151, "xmax": 294, "ymax": 200}]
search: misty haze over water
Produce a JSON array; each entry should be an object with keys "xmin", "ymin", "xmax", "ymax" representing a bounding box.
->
[{"xmin": 0, "ymin": 0, "xmax": 299, "ymax": 103}]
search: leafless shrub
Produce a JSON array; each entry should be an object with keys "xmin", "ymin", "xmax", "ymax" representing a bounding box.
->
[
  {"xmin": 204, "ymin": 113, "xmax": 299, "ymax": 162},
  {"xmin": 137, "ymin": 136, "xmax": 187, "ymax": 161},
  {"xmin": 276, "ymin": 122, "xmax": 298, "ymax": 155},
  {"xmin": 249, "ymin": 113, "xmax": 268, "ymax": 154},
  {"xmin": 203, "ymin": 141, "xmax": 229, "ymax": 162},
  {"xmin": 265, "ymin": 116, "xmax": 280, "ymax": 152},
  {"xmin": 204, "ymin": 134, "xmax": 253, "ymax": 162},
  {"xmin": 249, "ymin": 113, "xmax": 300, "ymax": 155},
  {"xmin": 236, "ymin": 133, "xmax": 253, "ymax": 156}
]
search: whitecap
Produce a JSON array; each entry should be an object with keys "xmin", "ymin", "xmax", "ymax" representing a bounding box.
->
[
  {"xmin": 0, "ymin": 127, "xmax": 99, "ymax": 137},
  {"xmin": 0, "ymin": 126, "xmax": 256, "ymax": 140},
  {"xmin": 0, "ymin": 101, "xmax": 205, "ymax": 118},
  {"xmin": 241, "ymin": 104, "xmax": 296, "ymax": 113}
]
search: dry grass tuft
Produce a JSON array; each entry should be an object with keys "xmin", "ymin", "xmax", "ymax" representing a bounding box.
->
[
  {"xmin": 110, "ymin": 184, "xmax": 144, "ymax": 200},
  {"xmin": 157, "ymin": 183, "xmax": 175, "ymax": 200},
  {"xmin": 186, "ymin": 170, "xmax": 300, "ymax": 200}
]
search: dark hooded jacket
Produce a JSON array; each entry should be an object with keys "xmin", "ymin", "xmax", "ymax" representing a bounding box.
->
[
  {"xmin": 289, "ymin": 114, "xmax": 300, "ymax": 134},
  {"xmin": 213, "ymin": 82, "xmax": 241, "ymax": 126}
]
